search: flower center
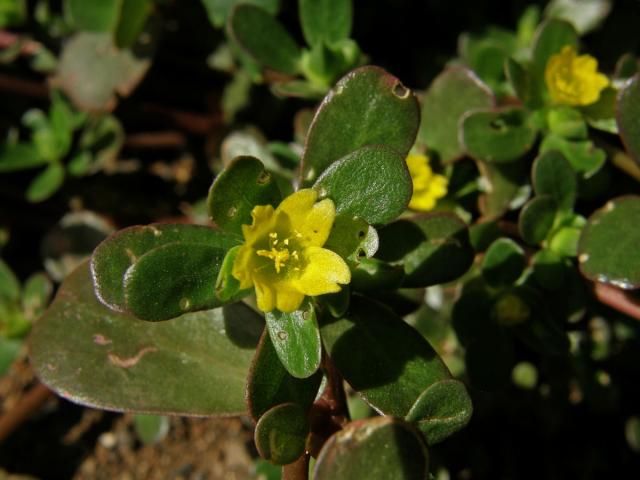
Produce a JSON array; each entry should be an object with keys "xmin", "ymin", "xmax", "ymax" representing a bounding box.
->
[{"xmin": 256, "ymin": 232, "xmax": 300, "ymax": 273}]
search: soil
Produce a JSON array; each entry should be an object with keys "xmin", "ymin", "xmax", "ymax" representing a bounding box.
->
[{"xmin": 0, "ymin": 352, "xmax": 259, "ymax": 480}]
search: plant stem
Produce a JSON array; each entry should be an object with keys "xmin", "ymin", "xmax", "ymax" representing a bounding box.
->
[
  {"xmin": 0, "ymin": 382, "xmax": 52, "ymax": 444},
  {"xmin": 282, "ymin": 453, "xmax": 310, "ymax": 480}
]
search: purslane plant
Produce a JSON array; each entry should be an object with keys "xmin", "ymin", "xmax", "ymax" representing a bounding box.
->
[{"xmin": 30, "ymin": 66, "xmax": 475, "ymax": 478}]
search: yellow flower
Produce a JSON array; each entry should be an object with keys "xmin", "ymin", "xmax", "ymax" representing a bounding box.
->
[
  {"xmin": 544, "ymin": 45, "xmax": 609, "ymax": 106},
  {"xmin": 406, "ymin": 153, "xmax": 448, "ymax": 211},
  {"xmin": 232, "ymin": 189, "xmax": 350, "ymax": 313}
]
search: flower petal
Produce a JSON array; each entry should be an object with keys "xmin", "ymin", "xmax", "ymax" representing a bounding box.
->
[
  {"xmin": 231, "ymin": 245, "xmax": 255, "ymax": 289},
  {"xmin": 242, "ymin": 204, "xmax": 275, "ymax": 247},
  {"xmin": 274, "ymin": 285, "xmax": 305, "ymax": 313},
  {"xmin": 295, "ymin": 246, "xmax": 351, "ymax": 296},
  {"xmin": 255, "ymin": 280, "xmax": 276, "ymax": 312},
  {"xmin": 275, "ymin": 189, "xmax": 335, "ymax": 247}
]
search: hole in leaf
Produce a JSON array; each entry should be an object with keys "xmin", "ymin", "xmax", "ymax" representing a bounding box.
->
[
  {"xmin": 392, "ymin": 82, "xmax": 410, "ymax": 99},
  {"xmin": 257, "ymin": 171, "xmax": 271, "ymax": 184},
  {"xmin": 358, "ymin": 230, "xmax": 366, "ymax": 238}
]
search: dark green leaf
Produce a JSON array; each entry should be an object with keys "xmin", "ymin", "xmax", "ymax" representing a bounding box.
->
[
  {"xmin": 505, "ymin": 57, "xmax": 542, "ymax": 109},
  {"xmin": 531, "ymin": 19, "xmax": 578, "ymax": 75},
  {"xmin": 481, "ymin": 238, "xmax": 526, "ymax": 287},
  {"xmin": 405, "ymin": 379, "xmax": 473, "ymax": 445},
  {"xmin": 208, "ymin": 156, "xmax": 282, "ymax": 235},
  {"xmin": 582, "ymin": 87, "xmax": 618, "ymax": 134},
  {"xmin": 461, "ymin": 106, "xmax": 537, "ymax": 163},
  {"xmin": 313, "ymin": 145, "xmax": 411, "ymax": 225},
  {"xmin": 228, "ymin": 4, "xmax": 301, "ymax": 75},
  {"xmin": 418, "ymin": 67, "xmax": 494, "ymax": 163},
  {"xmin": 201, "ymin": 0, "xmax": 280, "ymax": 29},
  {"xmin": 0, "ymin": 337, "xmax": 21, "ymax": 376},
  {"xmin": 351, "ymin": 258, "xmax": 404, "ymax": 292},
  {"xmin": 478, "ymin": 159, "xmax": 530, "ymax": 219},
  {"xmin": 377, "ymin": 214, "xmax": 474, "ymax": 288},
  {"xmin": 324, "ymin": 214, "xmax": 378, "ymax": 261},
  {"xmin": 617, "ymin": 74, "xmax": 640, "ymax": 166},
  {"xmin": 247, "ymin": 330, "xmax": 322, "ymax": 420},
  {"xmin": 314, "ymin": 417, "xmax": 429, "ymax": 480},
  {"xmin": 540, "ymin": 135, "xmax": 605, "ymax": 177},
  {"xmin": 123, "ymin": 243, "xmax": 227, "ymax": 321},
  {"xmin": 26, "ymin": 163, "xmax": 65, "ymax": 202},
  {"xmin": 265, "ymin": 301, "xmax": 321, "ymax": 379},
  {"xmin": 30, "ymin": 263, "xmax": 258, "ymax": 415},
  {"xmin": 578, "ymin": 196, "xmax": 640, "ymax": 289},
  {"xmin": 301, "ymin": 66, "xmax": 419, "ymax": 184},
  {"xmin": 321, "ymin": 296, "xmax": 452, "ymax": 417},
  {"xmin": 519, "ymin": 195, "xmax": 558, "ymax": 245},
  {"xmin": 115, "ymin": 0, "xmax": 153, "ymax": 48},
  {"xmin": 532, "ymin": 150, "xmax": 577, "ymax": 211},
  {"xmin": 66, "ymin": 0, "xmax": 120, "ymax": 32},
  {"xmin": 254, "ymin": 402, "xmax": 309, "ymax": 465},
  {"xmin": 298, "ymin": 0, "xmax": 351, "ymax": 46},
  {"xmin": 91, "ymin": 224, "xmax": 239, "ymax": 313}
]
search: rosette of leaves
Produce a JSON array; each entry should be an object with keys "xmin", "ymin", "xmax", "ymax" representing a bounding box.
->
[
  {"xmin": 0, "ymin": 91, "xmax": 124, "ymax": 202},
  {"xmin": 30, "ymin": 67, "xmax": 476, "ymax": 478},
  {"xmin": 0, "ymin": 259, "xmax": 52, "ymax": 375},
  {"xmin": 226, "ymin": 0, "xmax": 364, "ymax": 99}
]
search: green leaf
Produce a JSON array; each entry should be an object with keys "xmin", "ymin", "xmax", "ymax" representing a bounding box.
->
[
  {"xmin": 0, "ymin": 337, "xmax": 21, "ymax": 377},
  {"xmin": 547, "ymin": 106, "xmax": 588, "ymax": 139},
  {"xmin": 91, "ymin": 224, "xmax": 239, "ymax": 313},
  {"xmin": 133, "ymin": 414, "xmax": 170, "ymax": 444},
  {"xmin": 539, "ymin": 134, "xmax": 606, "ymax": 177},
  {"xmin": 53, "ymin": 32, "xmax": 152, "ymax": 111},
  {"xmin": 123, "ymin": 243, "xmax": 227, "ymax": 321},
  {"xmin": 324, "ymin": 214, "xmax": 378, "ymax": 262},
  {"xmin": 582, "ymin": 87, "xmax": 618, "ymax": 134},
  {"xmin": 301, "ymin": 66, "xmax": 419, "ymax": 184},
  {"xmin": 228, "ymin": 4, "xmax": 301, "ymax": 75},
  {"xmin": 115, "ymin": 0, "xmax": 153, "ymax": 48},
  {"xmin": 270, "ymin": 79, "xmax": 326, "ymax": 99},
  {"xmin": 531, "ymin": 19, "xmax": 578, "ymax": 75},
  {"xmin": 418, "ymin": 67, "xmax": 494, "ymax": 163},
  {"xmin": 461, "ymin": 106, "xmax": 537, "ymax": 163},
  {"xmin": 405, "ymin": 379, "xmax": 473, "ymax": 445},
  {"xmin": 313, "ymin": 145, "xmax": 411, "ymax": 225},
  {"xmin": 247, "ymin": 330, "xmax": 322, "ymax": 420},
  {"xmin": 298, "ymin": 0, "xmax": 351, "ymax": 46},
  {"xmin": 215, "ymin": 246, "xmax": 252, "ymax": 304},
  {"xmin": 505, "ymin": 57, "xmax": 542, "ymax": 109},
  {"xmin": 201, "ymin": 0, "xmax": 280, "ymax": 29},
  {"xmin": 30, "ymin": 263, "xmax": 258, "ymax": 415},
  {"xmin": 377, "ymin": 214, "xmax": 474, "ymax": 288},
  {"xmin": 208, "ymin": 156, "xmax": 282, "ymax": 235},
  {"xmin": 0, "ymin": 0, "xmax": 26, "ymax": 28},
  {"xmin": 0, "ymin": 258, "xmax": 20, "ymax": 302},
  {"xmin": 617, "ymin": 74, "xmax": 640, "ymax": 166},
  {"xmin": 532, "ymin": 150, "xmax": 577, "ymax": 211},
  {"xmin": 66, "ymin": 0, "xmax": 121, "ymax": 32},
  {"xmin": 321, "ymin": 296, "xmax": 452, "ymax": 418},
  {"xmin": 265, "ymin": 301, "xmax": 321, "ymax": 379},
  {"xmin": 481, "ymin": 238, "xmax": 526, "ymax": 287},
  {"xmin": 22, "ymin": 272, "xmax": 53, "ymax": 320},
  {"xmin": 254, "ymin": 402, "xmax": 309, "ymax": 465},
  {"xmin": 350, "ymin": 258, "xmax": 404, "ymax": 292},
  {"xmin": 519, "ymin": 195, "xmax": 558, "ymax": 245},
  {"xmin": 26, "ymin": 163, "xmax": 65, "ymax": 202},
  {"xmin": 78, "ymin": 114, "xmax": 125, "ymax": 172},
  {"xmin": 578, "ymin": 196, "xmax": 640, "ymax": 289},
  {"xmin": 0, "ymin": 143, "xmax": 46, "ymax": 172},
  {"xmin": 544, "ymin": 0, "xmax": 612, "ymax": 35},
  {"xmin": 477, "ymin": 160, "xmax": 531, "ymax": 219},
  {"xmin": 314, "ymin": 417, "xmax": 429, "ymax": 480}
]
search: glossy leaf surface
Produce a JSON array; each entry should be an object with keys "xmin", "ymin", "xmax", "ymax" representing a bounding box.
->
[
  {"xmin": 208, "ymin": 156, "xmax": 282, "ymax": 235},
  {"xmin": 578, "ymin": 196, "xmax": 640, "ymax": 289},
  {"xmin": 301, "ymin": 66, "xmax": 419, "ymax": 184},
  {"xmin": 313, "ymin": 145, "xmax": 411, "ymax": 225},
  {"xmin": 519, "ymin": 195, "xmax": 557, "ymax": 245},
  {"xmin": 532, "ymin": 150, "xmax": 576, "ymax": 211},
  {"xmin": 314, "ymin": 417, "xmax": 429, "ymax": 480},
  {"xmin": 265, "ymin": 301, "xmax": 321, "ymax": 379},
  {"xmin": 31, "ymin": 263, "xmax": 258, "ymax": 415},
  {"xmin": 617, "ymin": 74, "xmax": 640, "ymax": 165},
  {"xmin": 254, "ymin": 402, "xmax": 309, "ymax": 465}
]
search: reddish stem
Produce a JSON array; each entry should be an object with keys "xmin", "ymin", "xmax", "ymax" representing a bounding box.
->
[
  {"xmin": 590, "ymin": 281, "xmax": 640, "ymax": 321},
  {"xmin": 282, "ymin": 453, "xmax": 310, "ymax": 480},
  {"xmin": 0, "ymin": 382, "xmax": 53, "ymax": 444}
]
